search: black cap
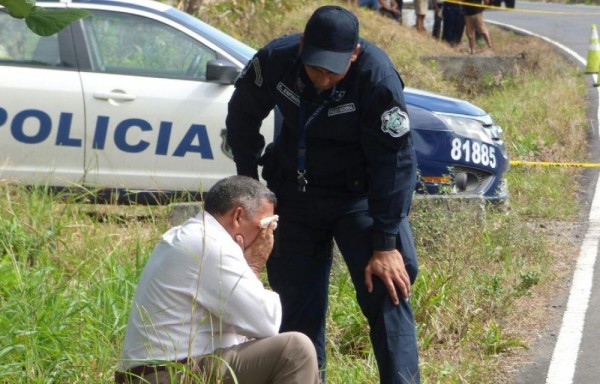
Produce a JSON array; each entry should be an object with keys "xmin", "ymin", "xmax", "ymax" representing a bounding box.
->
[{"xmin": 301, "ymin": 5, "xmax": 359, "ymax": 75}]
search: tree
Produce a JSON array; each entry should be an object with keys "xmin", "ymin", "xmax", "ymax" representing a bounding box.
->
[{"xmin": 0, "ymin": 0, "xmax": 90, "ymax": 36}]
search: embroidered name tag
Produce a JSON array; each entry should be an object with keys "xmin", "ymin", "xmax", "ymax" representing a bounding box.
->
[
  {"xmin": 328, "ymin": 103, "xmax": 356, "ymax": 116},
  {"xmin": 380, "ymin": 107, "xmax": 410, "ymax": 138},
  {"xmin": 277, "ymin": 82, "xmax": 300, "ymax": 106}
]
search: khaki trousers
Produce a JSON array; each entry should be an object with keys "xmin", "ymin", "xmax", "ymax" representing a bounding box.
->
[{"xmin": 119, "ymin": 332, "xmax": 320, "ymax": 384}]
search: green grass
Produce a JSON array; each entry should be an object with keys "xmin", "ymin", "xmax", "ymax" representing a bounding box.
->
[
  {"xmin": 0, "ymin": 185, "xmax": 162, "ymax": 383},
  {"xmin": 0, "ymin": 0, "xmax": 591, "ymax": 383}
]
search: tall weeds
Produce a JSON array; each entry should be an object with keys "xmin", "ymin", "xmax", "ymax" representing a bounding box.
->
[{"xmin": 0, "ymin": 184, "xmax": 164, "ymax": 383}]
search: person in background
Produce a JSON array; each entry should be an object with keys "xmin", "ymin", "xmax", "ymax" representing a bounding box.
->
[
  {"xmin": 358, "ymin": 0, "xmax": 380, "ymax": 11},
  {"xmin": 116, "ymin": 176, "xmax": 320, "ymax": 384},
  {"xmin": 414, "ymin": 0, "xmax": 428, "ymax": 32},
  {"xmin": 379, "ymin": 0, "xmax": 403, "ymax": 23},
  {"xmin": 442, "ymin": 0, "xmax": 465, "ymax": 47},
  {"xmin": 463, "ymin": 0, "xmax": 492, "ymax": 53},
  {"xmin": 433, "ymin": 0, "xmax": 465, "ymax": 47},
  {"xmin": 358, "ymin": 0, "xmax": 402, "ymax": 24},
  {"xmin": 432, "ymin": 0, "xmax": 443, "ymax": 39},
  {"xmin": 226, "ymin": 5, "xmax": 420, "ymax": 384},
  {"xmin": 490, "ymin": 0, "xmax": 515, "ymax": 9}
]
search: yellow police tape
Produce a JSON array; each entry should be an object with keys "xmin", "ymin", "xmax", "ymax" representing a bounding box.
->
[
  {"xmin": 442, "ymin": 0, "xmax": 600, "ymax": 15},
  {"xmin": 510, "ymin": 160, "xmax": 600, "ymax": 168}
]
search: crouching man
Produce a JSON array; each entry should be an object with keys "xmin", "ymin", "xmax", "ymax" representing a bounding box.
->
[{"xmin": 116, "ymin": 176, "xmax": 320, "ymax": 384}]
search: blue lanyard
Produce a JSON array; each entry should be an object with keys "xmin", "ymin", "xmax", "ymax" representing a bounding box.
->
[{"xmin": 297, "ymin": 101, "xmax": 325, "ymax": 191}]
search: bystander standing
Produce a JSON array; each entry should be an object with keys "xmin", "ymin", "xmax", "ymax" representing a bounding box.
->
[{"xmin": 463, "ymin": 0, "xmax": 492, "ymax": 53}]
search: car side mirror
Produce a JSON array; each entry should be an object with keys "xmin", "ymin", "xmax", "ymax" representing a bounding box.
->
[{"xmin": 206, "ymin": 59, "xmax": 240, "ymax": 84}]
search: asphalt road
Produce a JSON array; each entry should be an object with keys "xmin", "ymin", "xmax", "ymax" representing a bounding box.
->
[
  {"xmin": 485, "ymin": 3, "xmax": 600, "ymax": 384},
  {"xmin": 486, "ymin": 1, "xmax": 597, "ymax": 60}
]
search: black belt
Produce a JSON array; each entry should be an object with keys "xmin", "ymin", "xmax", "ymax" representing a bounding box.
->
[
  {"xmin": 114, "ymin": 358, "xmax": 190, "ymax": 384},
  {"xmin": 282, "ymin": 172, "xmax": 346, "ymax": 188}
]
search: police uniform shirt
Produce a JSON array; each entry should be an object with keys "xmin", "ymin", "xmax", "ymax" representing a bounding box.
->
[{"xmin": 226, "ymin": 33, "xmax": 417, "ymax": 251}]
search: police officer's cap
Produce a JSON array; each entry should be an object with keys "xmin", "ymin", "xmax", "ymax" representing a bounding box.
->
[{"xmin": 301, "ymin": 5, "xmax": 359, "ymax": 75}]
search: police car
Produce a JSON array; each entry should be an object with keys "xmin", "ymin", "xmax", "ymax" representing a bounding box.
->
[{"xmin": 0, "ymin": 0, "xmax": 508, "ymax": 203}]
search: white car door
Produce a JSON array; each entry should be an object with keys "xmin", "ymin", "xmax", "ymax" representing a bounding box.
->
[
  {"xmin": 0, "ymin": 8, "xmax": 86, "ymax": 187},
  {"xmin": 77, "ymin": 7, "xmax": 238, "ymax": 194}
]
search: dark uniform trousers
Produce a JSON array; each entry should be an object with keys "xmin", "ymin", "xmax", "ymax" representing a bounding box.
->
[{"xmin": 267, "ymin": 182, "xmax": 420, "ymax": 384}]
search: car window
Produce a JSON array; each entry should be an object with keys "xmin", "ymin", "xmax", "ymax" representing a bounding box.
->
[
  {"xmin": 81, "ymin": 10, "xmax": 217, "ymax": 80},
  {"xmin": 0, "ymin": 12, "xmax": 62, "ymax": 67},
  {"xmin": 170, "ymin": 9, "xmax": 256, "ymax": 63}
]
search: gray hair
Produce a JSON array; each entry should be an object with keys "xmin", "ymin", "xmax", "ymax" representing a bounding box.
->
[{"xmin": 204, "ymin": 176, "xmax": 276, "ymax": 219}]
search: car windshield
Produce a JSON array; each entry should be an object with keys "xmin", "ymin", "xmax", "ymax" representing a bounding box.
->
[{"xmin": 165, "ymin": 8, "xmax": 256, "ymax": 62}]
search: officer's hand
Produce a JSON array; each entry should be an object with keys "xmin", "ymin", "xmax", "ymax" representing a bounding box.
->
[
  {"xmin": 364, "ymin": 249, "xmax": 410, "ymax": 305},
  {"xmin": 235, "ymin": 222, "xmax": 276, "ymax": 277}
]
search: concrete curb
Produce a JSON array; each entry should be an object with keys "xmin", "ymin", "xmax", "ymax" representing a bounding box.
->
[
  {"xmin": 167, "ymin": 195, "xmax": 488, "ymax": 226},
  {"xmin": 167, "ymin": 202, "xmax": 203, "ymax": 227}
]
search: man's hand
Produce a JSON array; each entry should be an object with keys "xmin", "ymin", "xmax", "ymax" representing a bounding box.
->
[
  {"xmin": 235, "ymin": 222, "xmax": 276, "ymax": 277},
  {"xmin": 365, "ymin": 249, "xmax": 410, "ymax": 305}
]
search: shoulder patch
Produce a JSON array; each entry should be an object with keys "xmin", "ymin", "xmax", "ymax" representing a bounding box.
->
[
  {"xmin": 239, "ymin": 59, "xmax": 251, "ymax": 80},
  {"xmin": 380, "ymin": 107, "xmax": 410, "ymax": 138},
  {"xmin": 238, "ymin": 57, "xmax": 263, "ymax": 86}
]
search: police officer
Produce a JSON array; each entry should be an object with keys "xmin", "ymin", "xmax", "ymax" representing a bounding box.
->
[{"xmin": 226, "ymin": 5, "xmax": 420, "ymax": 384}]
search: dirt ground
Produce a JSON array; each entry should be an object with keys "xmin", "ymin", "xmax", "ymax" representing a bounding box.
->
[{"xmin": 504, "ymin": 218, "xmax": 587, "ymax": 382}]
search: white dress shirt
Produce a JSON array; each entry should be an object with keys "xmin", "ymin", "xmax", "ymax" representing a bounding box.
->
[{"xmin": 119, "ymin": 212, "xmax": 282, "ymax": 369}]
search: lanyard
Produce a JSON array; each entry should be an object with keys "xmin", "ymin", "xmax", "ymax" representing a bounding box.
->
[{"xmin": 297, "ymin": 101, "xmax": 326, "ymax": 192}]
